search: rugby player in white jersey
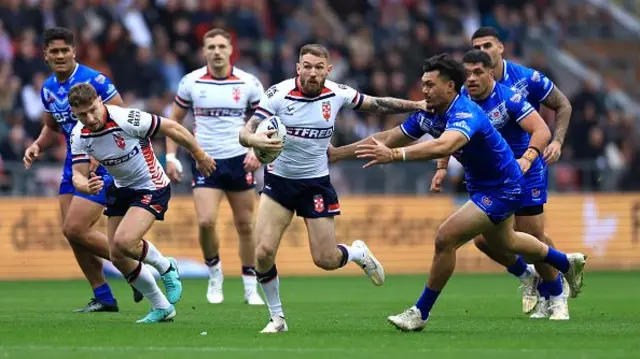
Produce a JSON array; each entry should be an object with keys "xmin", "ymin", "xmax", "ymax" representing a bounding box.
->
[
  {"xmin": 239, "ymin": 44, "xmax": 426, "ymax": 333},
  {"xmin": 166, "ymin": 28, "xmax": 264, "ymax": 305},
  {"xmin": 68, "ymin": 83, "xmax": 215, "ymax": 323}
]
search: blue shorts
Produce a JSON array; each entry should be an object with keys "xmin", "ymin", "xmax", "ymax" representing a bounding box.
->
[
  {"xmin": 517, "ymin": 167, "xmax": 548, "ymax": 215},
  {"xmin": 262, "ymin": 171, "xmax": 340, "ymax": 218},
  {"xmin": 470, "ymin": 183, "xmax": 522, "ymax": 224},
  {"xmin": 191, "ymin": 154, "xmax": 255, "ymax": 192},
  {"xmin": 59, "ymin": 172, "xmax": 113, "ymax": 206},
  {"xmin": 104, "ymin": 185, "xmax": 171, "ymax": 220}
]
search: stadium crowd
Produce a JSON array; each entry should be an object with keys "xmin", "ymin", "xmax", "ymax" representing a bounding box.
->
[{"xmin": 0, "ymin": 0, "xmax": 638, "ymax": 193}]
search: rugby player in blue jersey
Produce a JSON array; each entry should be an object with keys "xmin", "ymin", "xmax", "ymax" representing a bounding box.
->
[
  {"xmin": 23, "ymin": 27, "xmax": 141, "ymax": 312},
  {"xmin": 331, "ymin": 54, "xmax": 586, "ymax": 331},
  {"xmin": 457, "ymin": 50, "xmax": 569, "ymax": 319},
  {"xmin": 467, "ymin": 27, "xmax": 575, "ymax": 316}
]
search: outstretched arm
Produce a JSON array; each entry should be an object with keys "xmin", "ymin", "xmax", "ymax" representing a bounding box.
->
[
  {"xmin": 357, "ymin": 95, "xmax": 425, "ymax": 115},
  {"xmin": 355, "ymin": 130, "xmax": 468, "ymax": 168},
  {"xmin": 330, "ymin": 126, "xmax": 414, "ymax": 163}
]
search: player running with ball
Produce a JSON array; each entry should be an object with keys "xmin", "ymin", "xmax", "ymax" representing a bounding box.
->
[
  {"xmin": 239, "ymin": 44, "xmax": 426, "ymax": 333},
  {"xmin": 68, "ymin": 83, "xmax": 215, "ymax": 323},
  {"xmin": 331, "ymin": 54, "xmax": 586, "ymax": 331}
]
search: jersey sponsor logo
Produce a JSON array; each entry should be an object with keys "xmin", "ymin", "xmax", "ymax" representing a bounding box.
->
[
  {"xmin": 286, "ymin": 126, "xmax": 334, "ymax": 139},
  {"xmin": 265, "ymin": 85, "xmax": 278, "ymax": 98},
  {"xmin": 232, "ymin": 86, "xmax": 241, "ymax": 102},
  {"xmin": 194, "ymin": 107, "xmax": 246, "ymax": 117},
  {"xmin": 531, "ymin": 188, "xmax": 541, "ymax": 198},
  {"xmin": 531, "ymin": 71, "xmax": 541, "ymax": 82},
  {"xmin": 510, "ymin": 93, "xmax": 522, "ymax": 103},
  {"xmin": 322, "ymin": 100, "xmax": 331, "ymax": 120},
  {"xmin": 127, "ymin": 110, "xmax": 141, "ymax": 126},
  {"xmin": 101, "ymin": 147, "xmax": 140, "ymax": 166},
  {"xmin": 113, "ymin": 133, "xmax": 126, "ymax": 149},
  {"xmin": 417, "ymin": 117, "xmax": 444, "ymax": 137},
  {"xmin": 52, "ymin": 111, "xmax": 77, "ymax": 124},
  {"xmin": 449, "ymin": 121, "xmax": 471, "ymax": 133},
  {"xmin": 455, "ymin": 112, "xmax": 473, "ymax": 119},
  {"xmin": 313, "ymin": 194, "xmax": 325, "ymax": 213},
  {"xmin": 95, "ymin": 74, "xmax": 106, "ymax": 84}
]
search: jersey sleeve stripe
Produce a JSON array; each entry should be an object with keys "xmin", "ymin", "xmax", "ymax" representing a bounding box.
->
[
  {"xmin": 255, "ymin": 107, "xmax": 273, "ymax": 119},
  {"xmin": 250, "ymin": 100, "xmax": 260, "ymax": 108},
  {"xmin": 446, "ymin": 128, "xmax": 471, "ymax": 141},
  {"xmin": 515, "ymin": 107, "xmax": 535, "ymax": 123},
  {"xmin": 146, "ymin": 115, "xmax": 161, "ymax": 138},
  {"xmin": 351, "ymin": 92, "xmax": 364, "ymax": 109},
  {"xmin": 174, "ymin": 95, "xmax": 192, "ymax": 108},
  {"xmin": 102, "ymin": 89, "xmax": 118, "ymax": 103},
  {"xmin": 400, "ymin": 124, "xmax": 419, "ymax": 140},
  {"xmin": 71, "ymin": 159, "xmax": 90, "ymax": 164},
  {"xmin": 539, "ymin": 82, "xmax": 555, "ymax": 102}
]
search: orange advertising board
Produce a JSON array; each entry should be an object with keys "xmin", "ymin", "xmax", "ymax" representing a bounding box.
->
[{"xmin": 1, "ymin": 194, "xmax": 639, "ymax": 279}]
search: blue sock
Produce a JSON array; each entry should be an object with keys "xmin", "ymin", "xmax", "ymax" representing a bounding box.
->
[
  {"xmin": 546, "ymin": 274, "xmax": 563, "ymax": 297},
  {"xmin": 506, "ymin": 256, "xmax": 528, "ymax": 278},
  {"xmin": 537, "ymin": 281, "xmax": 550, "ymax": 300},
  {"xmin": 93, "ymin": 283, "xmax": 116, "ymax": 305},
  {"xmin": 415, "ymin": 286, "xmax": 440, "ymax": 320},
  {"xmin": 543, "ymin": 248, "xmax": 570, "ymax": 273}
]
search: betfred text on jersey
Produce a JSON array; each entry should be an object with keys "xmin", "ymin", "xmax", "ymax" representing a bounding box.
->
[
  {"xmin": 286, "ymin": 126, "xmax": 334, "ymax": 139},
  {"xmin": 101, "ymin": 147, "xmax": 139, "ymax": 166},
  {"xmin": 194, "ymin": 107, "xmax": 245, "ymax": 117}
]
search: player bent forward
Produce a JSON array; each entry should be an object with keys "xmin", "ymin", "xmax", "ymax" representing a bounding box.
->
[
  {"xmin": 239, "ymin": 43, "xmax": 426, "ymax": 333},
  {"xmin": 331, "ymin": 54, "xmax": 586, "ymax": 331},
  {"xmin": 69, "ymin": 83, "xmax": 216, "ymax": 323}
]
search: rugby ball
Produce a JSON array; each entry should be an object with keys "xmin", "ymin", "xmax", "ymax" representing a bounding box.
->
[{"xmin": 254, "ymin": 115, "xmax": 287, "ymax": 164}]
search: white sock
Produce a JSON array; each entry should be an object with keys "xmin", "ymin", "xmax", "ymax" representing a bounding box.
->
[
  {"xmin": 259, "ymin": 276, "xmax": 284, "ymax": 317},
  {"xmin": 243, "ymin": 274, "xmax": 258, "ymax": 293},
  {"xmin": 141, "ymin": 240, "xmax": 171, "ymax": 274},
  {"xmin": 339, "ymin": 244, "xmax": 365, "ymax": 263},
  {"xmin": 209, "ymin": 261, "xmax": 223, "ymax": 279},
  {"xmin": 130, "ymin": 264, "xmax": 171, "ymax": 310}
]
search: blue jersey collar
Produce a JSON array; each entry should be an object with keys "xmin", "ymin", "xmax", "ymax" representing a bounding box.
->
[
  {"xmin": 445, "ymin": 94, "xmax": 461, "ymax": 117},
  {"xmin": 54, "ymin": 63, "xmax": 80, "ymax": 84}
]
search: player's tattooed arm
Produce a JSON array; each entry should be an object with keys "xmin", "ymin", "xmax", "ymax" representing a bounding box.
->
[
  {"xmin": 358, "ymin": 96, "xmax": 425, "ymax": 114},
  {"xmin": 542, "ymin": 87, "xmax": 572, "ymax": 145},
  {"xmin": 239, "ymin": 115, "xmax": 262, "ymax": 147}
]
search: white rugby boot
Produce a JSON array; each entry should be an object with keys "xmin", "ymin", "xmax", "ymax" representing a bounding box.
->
[
  {"xmin": 260, "ymin": 315, "xmax": 288, "ymax": 334},
  {"xmin": 352, "ymin": 240, "xmax": 385, "ymax": 286},
  {"xmin": 388, "ymin": 306, "xmax": 427, "ymax": 332}
]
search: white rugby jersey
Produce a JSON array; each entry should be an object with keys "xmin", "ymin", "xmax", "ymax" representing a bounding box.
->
[
  {"xmin": 70, "ymin": 105, "xmax": 170, "ymax": 191},
  {"xmin": 254, "ymin": 77, "xmax": 363, "ymax": 179},
  {"xmin": 174, "ymin": 66, "xmax": 264, "ymax": 159}
]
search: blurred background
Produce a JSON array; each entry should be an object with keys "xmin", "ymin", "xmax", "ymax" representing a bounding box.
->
[{"xmin": 0, "ymin": 0, "xmax": 639, "ymax": 196}]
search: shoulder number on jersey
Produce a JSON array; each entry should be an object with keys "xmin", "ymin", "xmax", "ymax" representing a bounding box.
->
[{"xmin": 265, "ymin": 85, "xmax": 278, "ymax": 99}]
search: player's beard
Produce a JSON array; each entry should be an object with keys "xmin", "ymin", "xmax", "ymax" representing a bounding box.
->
[{"xmin": 300, "ymin": 76, "xmax": 324, "ymax": 97}]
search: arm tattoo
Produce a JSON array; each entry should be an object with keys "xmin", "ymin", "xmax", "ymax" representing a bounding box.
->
[
  {"xmin": 542, "ymin": 88, "xmax": 572, "ymax": 145},
  {"xmin": 246, "ymin": 116, "xmax": 262, "ymax": 133},
  {"xmin": 364, "ymin": 97, "xmax": 419, "ymax": 115}
]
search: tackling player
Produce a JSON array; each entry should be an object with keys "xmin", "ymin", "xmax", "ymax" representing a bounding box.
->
[
  {"xmin": 239, "ymin": 44, "xmax": 426, "ymax": 333},
  {"xmin": 166, "ymin": 28, "xmax": 264, "ymax": 305},
  {"xmin": 331, "ymin": 54, "xmax": 586, "ymax": 331},
  {"xmin": 469, "ymin": 27, "xmax": 575, "ymax": 316},
  {"xmin": 456, "ymin": 50, "xmax": 569, "ymax": 319},
  {"xmin": 23, "ymin": 27, "xmax": 142, "ymax": 312},
  {"xmin": 68, "ymin": 83, "xmax": 216, "ymax": 323}
]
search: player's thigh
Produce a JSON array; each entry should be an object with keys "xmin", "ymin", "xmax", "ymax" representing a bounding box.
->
[
  {"xmin": 304, "ymin": 216, "xmax": 337, "ymax": 258},
  {"xmin": 226, "ymin": 189, "xmax": 256, "ymax": 231},
  {"xmin": 254, "ymin": 194, "xmax": 294, "ymax": 256},
  {"xmin": 193, "ymin": 187, "xmax": 225, "ymax": 226},
  {"xmin": 481, "ymin": 215, "xmax": 516, "ymax": 250},
  {"xmin": 112, "ymin": 207, "xmax": 157, "ymax": 246},
  {"xmin": 58, "ymin": 194, "xmax": 74, "ymax": 220},
  {"xmin": 514, "ymin": 211, "xmax": 545, "ymax": 241},
  {"xmin": 63, "ymin": 196, "xmax": 104, "ymax": 232},
  {"xmin": 107, "ymin": 216, "xmax": 124, "ymax": 245},
  {"xmin": 440, "ymin": 200, "xmax": 495, "ymax": 249}
]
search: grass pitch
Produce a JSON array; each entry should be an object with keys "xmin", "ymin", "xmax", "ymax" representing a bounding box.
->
[{"xmin": 0, "ymin": 272, "xmax": 638, "ymax": 359}]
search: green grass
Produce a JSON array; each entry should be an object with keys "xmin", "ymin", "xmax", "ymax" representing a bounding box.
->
[{"xmin": 0, "ymin": 272, "xmax": 638, "ymax": 359}]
